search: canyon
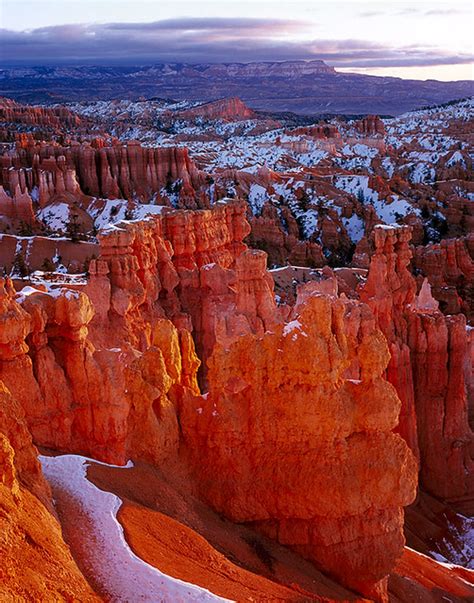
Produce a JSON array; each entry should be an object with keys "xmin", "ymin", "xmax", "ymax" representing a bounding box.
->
[{"xmin": 0, "ymin": 93, "xmax": 473, "ymax": 602}]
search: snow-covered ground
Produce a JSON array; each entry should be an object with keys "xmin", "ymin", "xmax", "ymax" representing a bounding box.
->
[
  {"xmin": 40, "ymin": 454, "xmax": 231, "ymax": 603},
  {"xmin": 429, "ymin": 515, "xmax": 474, "ymax": 570},
  {"xmin": 4, "ymin": 96, "xmax": 471, "ymax": 268},
  {"xmin": 334, "ymin": 175, "xmax": 420, "ymax": 224},
  {"xmin": 37, "ymin": 202, "xmax": 71, "ymax": 232},
  {"xmin": 343, "ymin": 214, "xmax": 365, "ymax": 243}
]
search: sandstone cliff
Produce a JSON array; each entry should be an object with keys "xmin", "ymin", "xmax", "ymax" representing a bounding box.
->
[
  {"xmin": 0, "ymin": 202, "xmax": 422, "ymax": 601},
  {"xmin": 180, "ymin": 284, "xmax": 417, "ymax": 600},
  {"xmin": 0, "ymin": 277, "xmax": 97, "ymax": 599},
  {"xmin": 413, "ymin": 234, "xmax": 474, "ymax": 320},
  {"xmin": 0, "ymin": 140, "xmax": 208, "ymax": 209},
  {"xmin": 360, "ymin": 226, "xmax": 474, "ymax": 501},
  {"xmin": 3, "ymin": 201, "xmax": 473, "ymax": 601},
  {"xmin": 176, "ymin": 97, "xmax": 257, "ymax": 122}
]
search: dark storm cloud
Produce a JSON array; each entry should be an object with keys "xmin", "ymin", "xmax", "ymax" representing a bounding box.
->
[{"xmin": 0, "ymin": 18, "xmax": 472, "ymax": 68}]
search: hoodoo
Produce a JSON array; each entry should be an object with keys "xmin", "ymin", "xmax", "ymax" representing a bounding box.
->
[{"xmin": 1, "ymin": 81, "xmax": 473, "ymax": 601}]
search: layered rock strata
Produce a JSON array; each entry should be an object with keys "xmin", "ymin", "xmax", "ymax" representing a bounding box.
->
[
  {"xmin": 360, "ymin": 226, "xmax": 474, "ymax": 501},
  {"xmin": 0, "ymin": 203, "xmax": 420, "ymax": 601},
  {"xmin": 180, "ymin": 283, "xmax": 417, "ymax": 600},
  {"xmin": 0, "ymin": 140, "xmax": 208, "ymax": 206}
]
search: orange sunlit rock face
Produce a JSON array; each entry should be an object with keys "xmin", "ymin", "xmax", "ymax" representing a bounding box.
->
[
  {"xmin": 360, "ymin": 226, "xmax": 474, "ymax": 500},
  {"xmin": 0, "ymin": 194, "xmax": 471, "ymax": 601},
  {"xmin": 180, "ymin": 285, "xmax": 417, "ymax": 601},
  {"xmin": 176, "ymin": 97, "xmax": 257, "ymax": 122},
  {"xmin": 0, "ymin": 375, "xmax": 98, "ymax": 601}
]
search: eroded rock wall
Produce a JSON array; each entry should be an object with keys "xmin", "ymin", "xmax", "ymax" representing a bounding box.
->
[
  {"xmin": 360, "ymin": 226, "xmax": 474, "ymax": 501},
  {"xmin": 180, "ymin": 282, "xmax": 417, "ymax": 601},
  {"xmin": 7, "ymin": 203, "xmax": 468, "ymax": 601},
  {"xmin": 0, "ymin": 140, "xmax": 208, "ymax": 206}
]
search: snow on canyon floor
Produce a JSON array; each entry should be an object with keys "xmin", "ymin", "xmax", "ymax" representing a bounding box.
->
[
  {"xmin": 39, "ymin": 454, "xmax": 230, "ymax": 602},
  {"xmin": 39, "ymin": 453, "xmax": 474, "ymax": 602}
]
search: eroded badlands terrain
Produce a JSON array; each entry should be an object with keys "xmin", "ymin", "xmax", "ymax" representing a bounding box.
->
[{"xmin": 0, "ymin": 94, "xmax": 473, "ymax": 602}]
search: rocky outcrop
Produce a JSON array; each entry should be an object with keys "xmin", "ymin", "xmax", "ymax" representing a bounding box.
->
[
  {"xmin": 407, "ymin": 309, "xmax": 473, "ymax": 498},
  {"xmin": 286, "ymin": 124, "xmax": 341, "ymax": 139},
  {"xmin": 247, "ymin": 203, "xmax": 333, "ymax": 268},
  {"xmin": 0, "ymin": 203, "xmax": 250, "ymax": 465},
  {"xmin": 86, "ymin": 201, "xmax": 250, "ymax": 348},
  {"xmin": 0, "ymin": 140, "xmax": 208, "ymax": 205},
  {"xmin": 0, "ymin": 275, "xmax": 200, "ymax": 466},
  {"xmin": 176, "ymin": 97, "xmax": 257, "ymax": 122},
  {"xmin": 0, "ymin": 369, "xmax": 49, "ymax": 505},
  {"xmin": 0, "ymin": 277, "xmax": 96, "ymax": 599},
  {"xmin": 413, "ymin": 235, "xmax": 474, "ymax": 320},
  {"xmin": 0, "ymin": 96, "xmax": 84, "ymax": 130},
  {"xmin": 0, "ymin": 148, "xmax": 84, "ymax": 209},
  {"xmin": 0, "ymin": 203, "xmax": 422, "ymax": 601},
  {"xmin": 0, "ymin": 424, "xmax": 99, "ymax": 602},
  {"xmin": 0, "ymin": 184, "xmax": 37, "ymax": 226},
  {"xmin": 359, "ymin": 225, "xmax": 474, "ymax": 501},
  {"xmin": 358, "ymin": 226, "xmax": 420, "ymax": 457},
  {"xmin": 83, "ymin": 207, "xmax": 417, "ymax": 600},
  {"xmin": 180, "ymin": 279, "xmax": 417, "ymax": 601},
  {"xmin": 0, "ymin": 234, "xmax": 99, "ymax": 275},
  {"xmin": 356, "ymin": 115, "xmax": 386, "ymax": 136}
]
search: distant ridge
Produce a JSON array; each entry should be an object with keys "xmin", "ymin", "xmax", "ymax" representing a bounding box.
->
[{"xmin": 0, "ymin": 61, "xmax": 472, "ymax": 115}]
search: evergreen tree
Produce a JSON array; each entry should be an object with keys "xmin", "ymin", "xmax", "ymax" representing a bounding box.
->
[
  {"xmin": 18, "ymin": 221, "xmax": 33, "ymax": 236},
  {"xmin": 66, "ymin": 213, "xmax": 82, "ymax": 243},
  {"xmin": 299, "ymin": 190, "xmax": 310, "ymax": 211},
  {"xmin": 41, "ymin": 257, "xmax": 55, "ymax": 273},
  {"xmin": 165, "ymin": 171, "xmax": 174, "ymax": 194},
  {"xmin": 12, "ymin": 252, "xmax": 29, "ymax": 278}
]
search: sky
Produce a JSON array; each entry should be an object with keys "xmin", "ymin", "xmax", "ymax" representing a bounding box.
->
[{"xmin": 1, "ymin": 0, "xmax": 473, "ymax": 81}]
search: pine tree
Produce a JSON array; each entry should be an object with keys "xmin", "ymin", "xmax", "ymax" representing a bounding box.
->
[
  {"xmin": 165, "ymin": 171, "xmax": 174, "ymax": 194},
  {"xmin": 12, "ymin": 252, "xmax": 29, "ymax": 278},
  {"xmin": 356, "ymin": 189, "xmax": 366, "ymax": 204},
  {"xmin": 41, "ymin": 257, "xmax": 55, "ymax": 273},
  {"xmin": 18, "ymin": 221, "xmax": 33, "ymax": 236},
  {"xmin": 66, "ymin": 213, "xmax": 82, "ymax": 243}
]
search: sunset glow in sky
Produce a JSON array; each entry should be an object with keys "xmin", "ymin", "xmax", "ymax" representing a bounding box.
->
[{"xmin": 1, "ymin": 0, "xmax": 473, "ymax": 81}]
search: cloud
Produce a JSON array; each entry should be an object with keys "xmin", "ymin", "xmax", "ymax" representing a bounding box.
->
[
  {"xmin": 357, "ymin": 10, "xmax": 386, "ymax": 18},
  {"xmin": 103, "ymin": 17, "xmax": 308, "ymax": 34},
  {"xmin": 424, "ymin": 8, "xmax": 468, "ymax": 15},
  {"xmin": 359, "ymin": 7, "xmax": 469, "ymax": 18},
  {"xmin": 0, "ymin": 18, "xmax": 472, "ymax": 69}
]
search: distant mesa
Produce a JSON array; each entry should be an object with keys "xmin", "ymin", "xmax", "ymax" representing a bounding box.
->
[{"xmin": 2, "ymin": 60, "xmax": 472, "ymax": 115}]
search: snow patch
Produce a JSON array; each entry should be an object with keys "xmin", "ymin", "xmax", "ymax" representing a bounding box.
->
[
  {"xmin": 40, "ymin": 454, "xmax": 230, "ymax": 602},
  {"xmin": 248, "ymin": 184, "xmax": 267, "ymax": 215},
  {"xmin": 343, "ymin": 214, "xmax": 365, "ymax": 243},
  {"xmin": 282, "ymin": 319, "xmax": 308, "ymax": 338},
  {"xmin": 38, "ymin": 203, "xmax": 70, "ymax": 232},
  {"xmin": 446, "ymin": 150, "xmax": 466, "ymax": 168}
]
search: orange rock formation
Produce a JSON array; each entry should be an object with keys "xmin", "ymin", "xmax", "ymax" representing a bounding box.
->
[
  {"xmin": 0, "ymin": 140, "xmax": 208, "ymax": 207},
  {"xmin": 176, "ymin": 97, "xmax": 257, "ymax": 122},
  {"xmin": 1, "ymin": 202, "xmax": 472, "ymax": 601},
  {"xmin": 0, "ymin": 289, "xmax": 97, "ymax": 600},
  {"xmin": 359, "ymin": 226, "xmax": 474, "ymax": 501}
]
